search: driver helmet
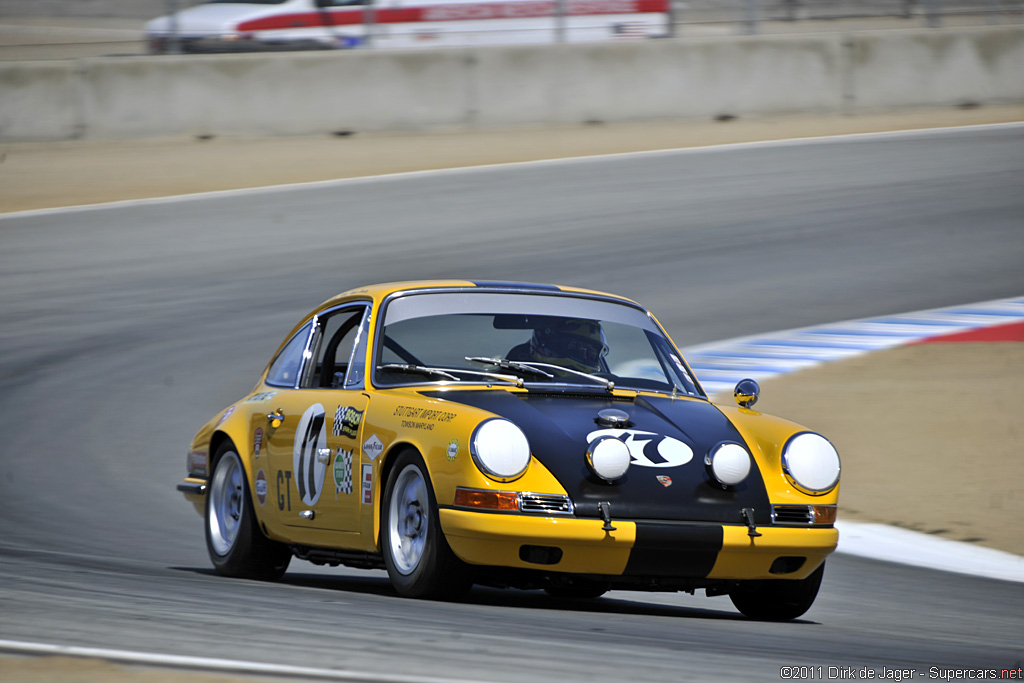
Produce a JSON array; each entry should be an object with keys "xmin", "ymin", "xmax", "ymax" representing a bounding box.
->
[{"xmin": 529, "ymin": 318, "xmax": 609, "ymax": 373}]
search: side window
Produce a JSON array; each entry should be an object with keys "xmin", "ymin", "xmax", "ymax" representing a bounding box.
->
[
  {"xmin": 302, "ymin": 306, "xmax": 369, "ymax": 389},
  {"xmin": 265, "ymin": 323, "xmax": 313, "ymax": 388}
]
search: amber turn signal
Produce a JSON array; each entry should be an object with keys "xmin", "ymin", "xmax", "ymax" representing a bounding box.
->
[
  {"xmin": 453, "ymin": 487, "xmax": 519, "ymax": 511},
  {"xmin": 812, "ymin": 505, "xmax": 838, "ymax": 524}
]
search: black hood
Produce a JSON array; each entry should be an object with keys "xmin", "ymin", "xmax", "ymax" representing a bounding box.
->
[{"xmin": 424, "ymin": 390, "xmax": 771, "ymax": 525}]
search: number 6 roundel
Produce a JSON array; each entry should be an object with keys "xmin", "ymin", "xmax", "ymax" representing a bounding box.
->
[{"xmin": 293, "ymin": 404, "xmax": 328, "ymax": 506}]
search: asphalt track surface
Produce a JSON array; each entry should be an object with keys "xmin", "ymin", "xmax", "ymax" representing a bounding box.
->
[{"xmin": 1, "ymin": 125, "xmax": 1023, "ymax": 680}]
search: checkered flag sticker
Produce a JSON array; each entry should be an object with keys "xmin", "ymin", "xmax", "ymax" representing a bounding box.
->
[
  {"xmin": 334, "ymin": 448, "xmax": 353, "ymax": 496},
  {"xmin": 333, "ymin": 405, "xmax": 344, "ymax": 436}
]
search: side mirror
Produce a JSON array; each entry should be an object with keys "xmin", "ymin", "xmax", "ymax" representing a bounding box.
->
[{"xmin": 733, "ymin": 378, "xmax": 759, "ymax": 408}]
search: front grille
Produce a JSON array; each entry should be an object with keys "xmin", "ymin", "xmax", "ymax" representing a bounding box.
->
[
  {"xmin": 772, "ymin": 505, "xmax": 814, "ymax": 525},
  {"xmin": 519, "ymin": 493, "xmax": 574, "ymax": 515}
]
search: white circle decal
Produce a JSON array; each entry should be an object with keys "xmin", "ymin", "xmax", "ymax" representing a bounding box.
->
[
  {"xmin": 585, "ymin": 429, "xmax": 693, "ymax": 468},
  {"xmin": 293, "ymin": 403, "xmax": 328, "ymax": 506}
]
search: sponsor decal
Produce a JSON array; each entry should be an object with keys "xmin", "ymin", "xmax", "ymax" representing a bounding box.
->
[
  {"xmin": 656, "ymin": 475, "xmax": 672, "ymax": 487},
  {"xmin": 447, "ymin": 438, "xmax": 459, "ymax": 462},
  {"xmin": 255, "ymin": 469, "xmax": 268, "ymax": 505},
  {"xmin": 361, "ymin": 464, "xmax": 373, "ymax": 505},
  {"xmin": 245, "ymin": 391, "xmax": 277, "ymax": 403},
  {"xmin": 189, "ymin": 450, "xmax": 208, "ymax": 473},
  {"xmin": 293, "ymin": 404, "xmax": 329, "ymax": 506},
  {"xmin": 253, "ymin": 427, "xmax": 264, "ymax": 458},
  {"xmin": 393, "ymin": 405, "xmax": 457, "ymax": 422},
  {"xmin": 276, "ymin": 470, "xmax": 293, "ymax": 511},
  {"xmin": 394, "ymin": 405, "xmax": 457, "ymax": 431},
  {"xmin": 362, "ymin": 433, "xmax": 384, "ymax": 461},
  {"xmin": 215, "ymin": 405, "xmax": 235, "ymax": 427},
  {"xmin": 585, "ymin": 429, "xmax": 693, "ymax": 468},
  {"xmin": 334, "ymin": 448, "xmax": 353, "ymax": 496},
  {"xmin": 333, "ymin": 405, "xmax": 363, "ymax": 438}
]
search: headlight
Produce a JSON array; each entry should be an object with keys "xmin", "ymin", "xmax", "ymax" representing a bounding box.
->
[
  {"xmin": 470, "ymin": 418, "xmax": 531, "ymax": 482},
  {"xmin": 586, "ymin": 436, "xmax": 631, "ymax": 482},
  {"xmin": 704, "ymin": 442, "xmax": 751, "ymax": 487},
  {"xmin": 781, "ymin": 433, "xmax": 840, "ymax": 494}
]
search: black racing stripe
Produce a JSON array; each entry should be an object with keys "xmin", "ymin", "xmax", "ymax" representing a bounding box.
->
[
  {"xmin": 421, "ymin": 390, "xmax": 773, "ymax": 525},
  {"xmin": 624, "ymin": 522, "xmax": 723, "ymax": 578}
]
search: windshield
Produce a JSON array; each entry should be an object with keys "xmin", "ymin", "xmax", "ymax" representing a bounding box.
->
[{"xmin": 374, "ymin": 291, "xmax": 702, "ymax": 396}]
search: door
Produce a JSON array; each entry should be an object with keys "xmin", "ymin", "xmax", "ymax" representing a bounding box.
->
[{"xmin": 263, "ymin": 303, "xmax": 371, "ymax": 533}]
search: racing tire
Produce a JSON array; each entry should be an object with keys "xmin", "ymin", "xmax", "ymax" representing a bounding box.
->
[
  {"xmin": 728, "ymin": 562, "xmax": 825, "ymax": 621},
  {"xmin": 382, "ymin": 450, "xmax": 473, "ymax": 600},
  {"xmin": 205, "ymin": 442, "xmax": 291, "ymax": 580}
]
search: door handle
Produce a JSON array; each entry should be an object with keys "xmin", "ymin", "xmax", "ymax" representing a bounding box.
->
[{"xmin": 267, "ymin": 409, "xmax": 285, "ymax": 428}]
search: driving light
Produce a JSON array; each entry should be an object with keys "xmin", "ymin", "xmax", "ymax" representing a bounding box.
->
[
  {"xmin": 586, "ymin": 436, "xmax": 631, "ymax": 482},
  {"xmin": 470, "ymin": 418, "xmax": 531, "ymax": 482},
  {"xmin": 705, "ymin": 442, "xmax": 751, "ymax": 487},
  {"xmin": 781, "ymin": 433, "xmax": 841, "ymax": 494}
]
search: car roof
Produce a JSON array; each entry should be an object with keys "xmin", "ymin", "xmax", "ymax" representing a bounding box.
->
[{"xmin": 318, "ymin": 280, "xmax": 641, "ymax": 310}]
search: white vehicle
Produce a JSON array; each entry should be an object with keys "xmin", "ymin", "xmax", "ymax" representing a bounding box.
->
[{"xmin": 145, "ymin": 0, "xmax": 671, "ymax": 53}]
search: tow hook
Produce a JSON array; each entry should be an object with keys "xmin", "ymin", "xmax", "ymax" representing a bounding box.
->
[
  {"xmin": 741, "ymin": 507, "xmax": 762, "ymax": 538},
  {"xmin": 597, "ymin": 501, "xmax": 616, "ymax": 532}
]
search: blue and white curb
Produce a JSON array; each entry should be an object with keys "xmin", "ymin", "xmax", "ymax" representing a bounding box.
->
[
  {"xmin": 682, "ymin": 295, "xmax": 1024, "ymax": 584},
  {"xmin": 683, "ymin": 296, "xmax": 1024, "ymax": 397}
]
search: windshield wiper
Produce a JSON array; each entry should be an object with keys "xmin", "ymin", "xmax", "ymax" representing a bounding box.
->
[
  {"xmin": 380, "ymin": 363, "xmax": 522, "ymax": 386},
  {"xmin": 465, "ymin": 356, "xmax": 555, "ymax": 378},
  {"xmin": 468, "ymin": 357, "xmax": 614, "ymax": 392}
]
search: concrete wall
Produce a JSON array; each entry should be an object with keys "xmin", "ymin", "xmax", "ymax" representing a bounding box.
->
[{"xmin": 1, "ymin": 26, "xmax": 1021, "ymax": 141}]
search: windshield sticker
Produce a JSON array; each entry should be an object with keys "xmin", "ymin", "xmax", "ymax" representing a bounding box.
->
[
  {"xmin": 293, "ymin": 404, "xmax": 328, "ymax": 506},
  {"xmin": 334, "ymin": 448, "xmax": 353, "ymax": 496},
  {"xmin": 361, "ymin": 464, "xmax": 373, "ymax": 505},
  {"xmin": 333, "ymin": 405, "xmax": 363, "ymax": 438},
  {"xmin": 363, "ymin": 434, "xmax": 384, "ymax": 461},
  {"xmin": 585, "ymin": 429, "xmax": 693, "ymax": 468},
  {"xmin": 255, "ymin": 469, "xmax": 268, "ymax": 506}
]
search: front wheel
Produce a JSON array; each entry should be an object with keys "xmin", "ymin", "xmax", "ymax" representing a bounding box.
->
[
  {"xmin": 205, "ymin": 442, "xmax": 290, "ymax": 580},
  {"xmin": 381, "ymin": 451, "xmax": 472, "ymax": 599},
  {"xmin": 729, "ymin": 563, "xmax": 825, "ymax": 621}
]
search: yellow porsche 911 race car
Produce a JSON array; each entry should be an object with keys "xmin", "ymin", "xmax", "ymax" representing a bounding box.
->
[{"xmin": 179, "ymin": 281, "xmax": 840, "ymax": 620}]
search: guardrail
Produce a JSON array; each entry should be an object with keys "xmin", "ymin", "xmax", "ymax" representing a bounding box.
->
[{"xmin": 0, "ymin": 26, "xmax": 1021, "ymax": 141}]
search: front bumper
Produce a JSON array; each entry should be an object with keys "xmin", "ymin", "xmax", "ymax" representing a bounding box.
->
[
  {"xmin": 439, "ymin": 508, "xmax": 838, "ymax": 581},
  {"xmin": 178, "ymin": 477, "xmax": 207, "ymax": 517}
]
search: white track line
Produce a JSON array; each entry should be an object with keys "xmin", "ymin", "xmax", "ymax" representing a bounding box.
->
[
  {"xmin": 3, "ymin": 121, "xmax": 1022, "ymax": 221},
  {"xmin": 835, "ymin": 521, "xmax": 1024, "ymax": 584},
  {"xmin": 0, "ymin": 639, "xmax": 489, "ymax": 683}
]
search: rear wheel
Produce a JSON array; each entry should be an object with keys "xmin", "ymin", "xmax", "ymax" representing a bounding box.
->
[
  {"xmin": 729, "ymin": 563, "xmax": 825, "ymax": 621},
  {"xmin": 382, "ymin": 450, "xmax": 472, "ymax": 599},
  {"xmin": 205, "ymin": 442, "xmax": 290, "ymax": 580}
]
